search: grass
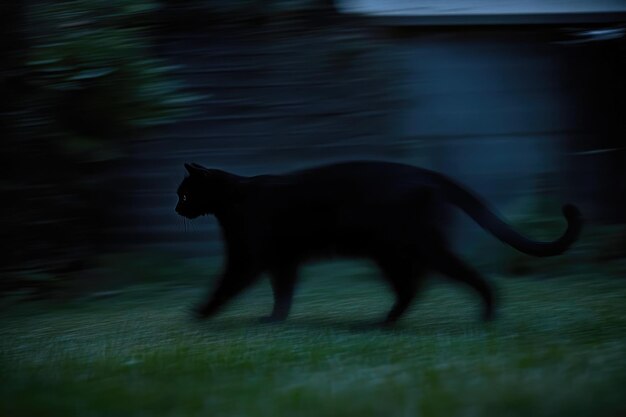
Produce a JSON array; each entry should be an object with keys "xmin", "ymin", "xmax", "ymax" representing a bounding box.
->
[{"xmin": 1, "ymin": 260, "xmax": 625, "ymax": 417}]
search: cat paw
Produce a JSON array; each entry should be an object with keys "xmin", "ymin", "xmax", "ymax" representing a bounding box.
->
[
  {"xmin": 376, "ymin": 319, "xmax": 399, "ymax": 329},
  {"xmin": 190, "ymin": 305, "xmax": 210, "ymax": 320},
  {"xmin": 258, "ymin": 315, "xmax": 286, "ymax": 324}
]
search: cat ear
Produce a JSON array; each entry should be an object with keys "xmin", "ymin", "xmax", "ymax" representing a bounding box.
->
[{"xmin": 184, "ymin": 163, "xmax": 208, "ymax": 176}]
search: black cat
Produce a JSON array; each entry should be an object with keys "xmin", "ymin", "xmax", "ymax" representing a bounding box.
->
[{"xmin": 176, "ymin": 161, "xmax": 581, "ymax": 324}]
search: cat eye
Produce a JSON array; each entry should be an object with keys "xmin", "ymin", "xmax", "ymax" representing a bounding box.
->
[{"xmin": 182, "ymin": 195, "xmax": 187, "ymax": 202}]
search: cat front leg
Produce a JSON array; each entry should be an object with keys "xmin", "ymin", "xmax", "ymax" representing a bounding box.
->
[
  {"xmin": 377, "ymin": 256, "xmax": 423, "ymax": 326},
  {"xmin": 193, "ymin": 266, "xmax": 260, "ymax": 319},
  {"xmin": 260, "ymin": 265, "xmax": 298, "ymax": 323}
]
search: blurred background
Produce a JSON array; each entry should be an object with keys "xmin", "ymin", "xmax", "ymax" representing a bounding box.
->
[
  {"xmin": 2, "ymin": 0, "xmax": 625, "ymax": 295},
  {"xmin": 1, "ymin": 2, "xmax": 626, "ymax": 416}
]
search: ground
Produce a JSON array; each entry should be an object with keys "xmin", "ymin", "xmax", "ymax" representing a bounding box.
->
[{"xmin": 1, "ymin": 261, "xmax": 625, "ymax": 417}]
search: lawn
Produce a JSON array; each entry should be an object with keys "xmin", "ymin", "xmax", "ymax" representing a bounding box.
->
[{"xmin": 1, "ymin": 260, "xmax": 625, "ymax": 417}]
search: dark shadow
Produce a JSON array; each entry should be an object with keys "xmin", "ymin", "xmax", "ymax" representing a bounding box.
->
[{"xmin": 187, "ymin": 310, "xmax": 495, "ymax": 336}]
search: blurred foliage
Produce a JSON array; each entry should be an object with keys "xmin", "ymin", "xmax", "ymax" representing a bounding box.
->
[
  {"xmin": 161, "ymin": 0, "xmax": 335, "ymax": 25},
  {"xmin": 1, "ymin": 0, "xmax": 197, "ymax": 288},
  {"xmin": 164, "ymin": 0, "xmax": 332, "ymax": 14},
  {"xmin": 26, "ymin": 0, "xmax": 197, "ymax": 146}
]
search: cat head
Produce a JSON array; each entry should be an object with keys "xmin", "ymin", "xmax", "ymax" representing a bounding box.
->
[{"xmin": 175, "ymin": 163, "xmax": 239, "ymax": 218}]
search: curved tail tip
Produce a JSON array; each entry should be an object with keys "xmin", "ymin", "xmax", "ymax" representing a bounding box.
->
[{"xmin": 562, "ymin": 204, "xmax": 582, "ymax": 221}]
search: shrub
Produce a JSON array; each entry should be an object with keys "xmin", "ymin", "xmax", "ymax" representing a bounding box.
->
[
  {"xmin": 1, "ymin": 0, "xmax": 197, "ymax": 293},
  {"xmin": 26, "ymin": 0, "xmax": 195, "ymax": 146}
]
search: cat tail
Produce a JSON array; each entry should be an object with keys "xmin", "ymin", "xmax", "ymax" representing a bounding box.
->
[{"xmin": 441, "ymin": 178, "xmax": 582, "ymax": 257}]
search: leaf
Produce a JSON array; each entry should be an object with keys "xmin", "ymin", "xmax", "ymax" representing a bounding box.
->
[
  {"xmin": 162, "ymin": 95, "xmax": 205, "ymax": 105},
  {"xmin": 38, "ymin": 66, "xmax": 75, "ymax": 73},
  {"xmin": 27, "ymin": 58, "xmax": 62, "ymax": 66},
  {"xmin": 49, "ymin": 81, "xmax": 82, "ymax": 91},
  {"xmin": 123, "ymin": 2, "xmax": 160, "ymax": 14},
  {"xmin": 68, "ymin": 67, "xmax": 116, "ymax": 80}
]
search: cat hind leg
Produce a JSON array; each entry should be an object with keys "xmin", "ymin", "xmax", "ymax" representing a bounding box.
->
[
  {"xmin": 431, "ymin": 249, "xmax": 495, "ymax": 321},
  {"xmin": 194, "ymin": 266, "xmax": 261, "ymax": 319}
]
